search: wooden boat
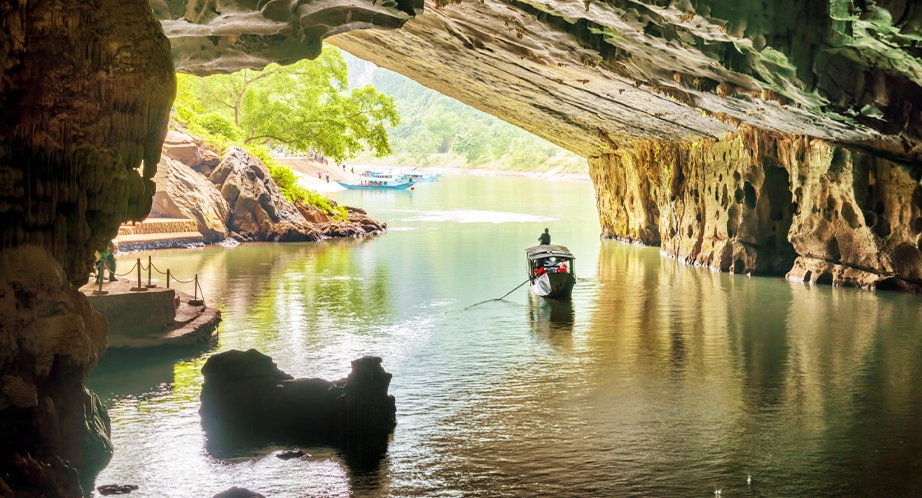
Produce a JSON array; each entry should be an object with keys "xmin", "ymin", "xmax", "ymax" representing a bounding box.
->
[
  {"xmin": 338, "ymin": 173, "xmax": 415, "ymax": 190},
  {"xmin": 401, "ymin": 173, "xmax": 442, "ymax": 182},
  {"xmin": 526, "ymin": 245, "xmax": 576, "ymax": 299}
]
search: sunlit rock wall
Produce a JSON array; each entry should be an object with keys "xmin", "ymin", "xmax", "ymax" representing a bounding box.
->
[
  {"xmin": 152, "ymin": 0, "xmax": 422, "ymax": 74},
  {"xmin": 591, "ymin": 127, "xmax": 922, "ymax": 290}
]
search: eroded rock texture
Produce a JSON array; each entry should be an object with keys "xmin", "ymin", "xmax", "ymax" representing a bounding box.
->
[
  {"xmin": 1, "ymin": 0, "xmax": 175, "ymax": 287},
  {"xmin": 0, "ymin": 1, "xmax": 175, "ymax": 494},
  {"xmin": 592, "ymin": 126, "xmax": 922, "ymax": 289},
  {"xmin": 152, "ymin": 155, "xmax": 231, "ymax": 242},
  {"xmin": 209, "ymin": 148, "xmax": 325, "ymax": 242},
  {"xmin": 152, "ymin": 0, "xmax": 422, "ymax": 74},
  {"xmin": 0, "ymin": 246, "xmax": 112, "ymax": 496}
]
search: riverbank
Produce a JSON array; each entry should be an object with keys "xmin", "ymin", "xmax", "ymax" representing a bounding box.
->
[{"xmin": 278, "ymin": 155, "xmax": 591, "ymax": 187}]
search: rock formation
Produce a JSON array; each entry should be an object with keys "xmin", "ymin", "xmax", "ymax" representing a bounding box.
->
[
  {"xmin": 1, "ymin": 0, "xmax": 174, "ymax": 495},
  {"xmin": 152, "ymin": 0, "xmax": 423, "ymax": 74},
  {"xmin": 209, "ymin": 148, "xmax": 324, "ymax": 242},
  {"xmin": 0, "ymin": 246, "xmax": 112, "ymax": 495},
  {"xmin": 199, "ymin": 349, "xmax": 396, "ymax": 455},
  {"xmin": 151, "ymin": 155, "xmax": 231, "ymax": 242}
]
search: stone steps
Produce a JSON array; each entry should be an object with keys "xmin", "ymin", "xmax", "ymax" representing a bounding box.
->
[
  {"xmin": 118, "ymin": 218, "xmax": 198, "ymax": 236},
  {"xmin": 115, "ymin": 231, "xmax": 204, "ymax": 252}
]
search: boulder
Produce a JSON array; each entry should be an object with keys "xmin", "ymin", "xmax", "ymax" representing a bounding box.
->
[
  {"xmin": 162, "ymin": 131, "xmax": 204, "ymax": 168},
  {"xmin": 199, "ymin": 349, "xmax": 396, "ymax": 454},
  {"xmin": 209, "ymin": 148, "xmax": 322, "ymax": 242},
  {"xmin": 212, "ymin": 487, "xmax": 266, "ymax": 498},
  {"xmin": 151, "ymin": 156, "xmax": 230, "ymax": 242}
]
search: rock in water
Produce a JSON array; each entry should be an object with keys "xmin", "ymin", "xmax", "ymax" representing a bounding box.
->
[
  {"xmin": 275, "ymin": 449, "xmax": 305, "ymax": 460},
  {"xmin": 97, "ymin": 484, "xmax": 140, "ymax": 495},
  {"xmin": 212, "ymin": 487, "xmax": 266, "ymax": 498},
  {"xmin": 199, "ymin": 350, "xmax": 396, "ymax": 455}
]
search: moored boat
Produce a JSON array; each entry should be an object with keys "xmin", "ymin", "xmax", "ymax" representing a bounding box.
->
[
  {"xmin": 338, "ymin": 172, "xmax": 415, "ymax": 190},
  {"xmin": 401, "ymin": 173, "xmax": 442, "ymax": 182},
  {"xmin": 526, "ymin": 245, "xmax": 576, "ymax": 299}
]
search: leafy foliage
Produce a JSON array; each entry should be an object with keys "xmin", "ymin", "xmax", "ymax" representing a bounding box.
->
[{"xmin": 171, "ymin": 48, "xmax": 376, "ymax": 219}]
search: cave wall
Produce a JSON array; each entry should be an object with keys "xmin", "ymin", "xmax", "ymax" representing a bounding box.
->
[
  {"xmin": 0, "ymin": 0, "xmax": 176, "ymax": 494},
  {"xmin": 591, "ymin": 126, "xmax": 922, "ymax": 289}
]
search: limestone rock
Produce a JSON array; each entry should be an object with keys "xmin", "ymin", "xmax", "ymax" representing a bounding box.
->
[
  {"xmin": 151, "ymin": 156, "xmax": 230, "ymax": 241},
  {"xmin": 151, "ymin": 0, "xmax": 421, "ymax": 75},
  {"xmin": 209, "ymin": 148, "xmax": 322, "ymax": 242},
  {"xmin": 0, "ymin": 246, "xmax": 112, "ymax": 493},
  {"xmin": 212, "ymin": 487, "xmax": 266, "ymax": 498},
  {"xmin": 1, "ymin": 0, "xmax": 174, "ymax": 286},
  {"xmin": 592, "ymin": 125, "xmax": 922, "ymax": 289},
  {"xmin": 199, "ymin": 349, "xmax": 396, "ymax": 454},
  {"xmin": 162, "ymin": 131, "xmax": 204, "ymax": 168}
]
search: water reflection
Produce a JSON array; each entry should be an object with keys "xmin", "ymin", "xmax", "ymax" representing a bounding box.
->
[
  {"xmin": 528, "ymin": 294, "xmax": 574, "ymax": 350},
  {"xmin": 89, "ymin": 176, "xmax": 922, "ymax": 497}
]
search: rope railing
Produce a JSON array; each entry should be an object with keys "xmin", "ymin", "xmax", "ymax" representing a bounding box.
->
[{"xmin": 92, "ymin": 255, "xmax": 206, "ymax": 304}]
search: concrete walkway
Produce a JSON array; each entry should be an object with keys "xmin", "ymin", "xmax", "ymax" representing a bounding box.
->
[{"xmin": 80, "ymin": 278, "xmax": 220, "ymax": 349}]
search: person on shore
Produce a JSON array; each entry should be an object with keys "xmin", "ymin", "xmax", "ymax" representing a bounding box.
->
[
  {"xmin": 317, "ymin": 171, "xmax": 322, "ymax": 179},
  {"xmin": 342, "ymin": 163, "xmax": 346, "ymax": 172},
  {"xmin": 105, "ymin": 240, "xmax": 117, "ymax": 281},
  {"xmin": 538, "ymin": 228, "xmax": 551, "ymax": 245},
  {"xmin": 325, "ymin": 173, "xmax": 330, "ymax": 183}
]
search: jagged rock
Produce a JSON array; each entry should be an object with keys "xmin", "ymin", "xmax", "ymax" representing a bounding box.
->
[
  {"xmin": 209, "ymin": 148, "xmax": 322, "ymax": 242},
  {"xmin": 199, "ymin": 349, "xmax": 396, "ymax": 453},
  {"xmin": 297, "ymin": 204, "xmax": 331, "ymax": 224},
  {"xmin": 0, "ymin": 246, "xmax": 112, "ymax": 493},
  {"xmin": 151, "ymin": 156, "xmax": 230, "ymax": 241},
  {"xmin": 212, "ymin": 487, "xmax": 266, "ymax": 498},
  {"xmin": 162, "ymin": 131, "xmax": 204, "ymax": 167}
]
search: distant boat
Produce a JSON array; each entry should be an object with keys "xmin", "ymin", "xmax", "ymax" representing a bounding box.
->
[
  {"xmin": 526, "ymin": 245, "xmax": 576, "ymax": 299},
  {"xmin": 338, "ymin": 173, "xmax": 415, "ymax": 190},
  {"xmin": 401, "ymin": 173, "xmax": 442, "ymax": 182}
]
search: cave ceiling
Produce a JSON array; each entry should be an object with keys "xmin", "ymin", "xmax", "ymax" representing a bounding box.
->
[{"xmin": 155, "ymin": 0, "xmax": 922, "ymax": 161}]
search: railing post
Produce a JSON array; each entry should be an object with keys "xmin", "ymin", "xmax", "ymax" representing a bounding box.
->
[
  {"xmin": 130, "ymin": 258, "xmax": 148, "ymax": 291},
  {"xmin": 93, "ymin": 260, "xmax": 107, "ymax": 295},
  {"xmin": 194, "ymin": 274, "xmax": 199, "ymax": 300},
  {"xmin": 147, "ymin": 255, "xmax": 153, "ymax": 287},
  {"xmin": 166, "ymin": 269, "xmax": 170, "ymax": 289}
]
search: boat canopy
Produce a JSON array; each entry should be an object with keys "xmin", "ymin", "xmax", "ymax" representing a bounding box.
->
[{"xmin": 526, "ymin": 245, "xmax": 575, "ymax": 261}]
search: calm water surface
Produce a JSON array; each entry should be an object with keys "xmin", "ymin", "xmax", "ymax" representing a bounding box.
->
[{"xmin": 88, "ymin": 175, "xmax": 922, "ymax": 497}]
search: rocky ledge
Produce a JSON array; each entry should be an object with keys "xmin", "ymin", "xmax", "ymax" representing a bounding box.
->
[{"xmin": 199, "ymin": 350, "xmax": 396, "ymax": 457}]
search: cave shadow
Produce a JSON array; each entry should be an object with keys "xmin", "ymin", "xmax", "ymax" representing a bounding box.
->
[
  {"xmin": 85, "ymin": 345, "xmax": 212, "ymax": 400},
  {"xmin": 204, "ymin": 430, "xmax": 393, "ymax": 493}
]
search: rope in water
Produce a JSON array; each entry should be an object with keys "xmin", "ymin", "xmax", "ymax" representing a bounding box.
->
[{"xmin": 464, "ymin": 278, "xmax": 531, "ymax": 310}]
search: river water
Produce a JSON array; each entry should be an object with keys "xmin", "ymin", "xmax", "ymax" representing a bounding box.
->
[{"xmin": 88, "ymin": 175, "xmax": 922, "ymax": 497}]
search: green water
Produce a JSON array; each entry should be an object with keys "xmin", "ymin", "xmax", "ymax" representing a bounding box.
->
[{"xmin": 88, "ymin": 175, "xmax": 922, "ymax": 497}]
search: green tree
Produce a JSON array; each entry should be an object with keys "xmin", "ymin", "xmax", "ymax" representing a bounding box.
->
[
  {"xmin": 423, "ymin": 106, "xmax": 459, "ymax": 153},
  {"xmin": 199, "ymin": 48, "xmax": 399, "ymax": 163}
]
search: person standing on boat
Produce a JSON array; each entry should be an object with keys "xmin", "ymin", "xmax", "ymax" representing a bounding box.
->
[{"xmin": 538, "ymin": 228, "xmax": 551, "ymax": 245}]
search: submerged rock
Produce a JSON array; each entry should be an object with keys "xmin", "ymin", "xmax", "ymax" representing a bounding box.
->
[
  {"xmin": 199, "ymin": 350, "xmax": 396, "ymax": 455},
  {"xmin": 275, "ymin": 449, "xmax": 305, "ymax": 460}
]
